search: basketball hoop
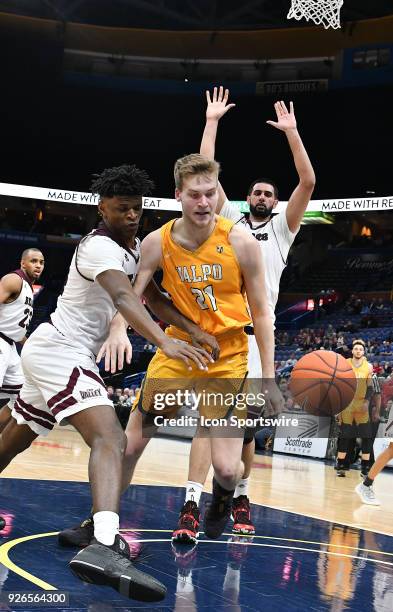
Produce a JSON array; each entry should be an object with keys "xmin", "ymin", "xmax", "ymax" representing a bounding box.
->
[{"xmin": 287, "ymin": 0, "xmax": 344, "ymax": 30}]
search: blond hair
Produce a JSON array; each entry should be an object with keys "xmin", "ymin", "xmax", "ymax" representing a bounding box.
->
[{"xmin": 174, "ymin": 153, "xmax": 220, "ymax": 190}]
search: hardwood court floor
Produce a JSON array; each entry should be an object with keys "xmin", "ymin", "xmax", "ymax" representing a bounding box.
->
[{"xmin": 3, "ymin": 427, "xmax": 393, "ymax": 537}]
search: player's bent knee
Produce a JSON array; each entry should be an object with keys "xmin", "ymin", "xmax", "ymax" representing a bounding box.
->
[
  {"xmin": 91, "ymin": 429, "xmax": 127, "ymax": 456},
  {"xmin": 213, "ymin": 462, "xmax": 239, "ymax": 483}
]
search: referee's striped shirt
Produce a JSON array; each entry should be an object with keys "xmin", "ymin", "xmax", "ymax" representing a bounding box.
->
[{"xmin": 371, "ymin": 373, "xmax": 382, "ymax": 394}]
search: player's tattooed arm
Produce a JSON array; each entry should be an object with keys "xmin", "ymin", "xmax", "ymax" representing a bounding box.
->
[
  {"xmin": 267, "ymin": 100, "xmax": 315, "ymax": 233},
  {"xmin": 200, "ymin": 86, "xmax": 235, "ymax": 212},
  {"xmin": 0, "ymin": 273, "xmax": 23, "ymax": 304}
]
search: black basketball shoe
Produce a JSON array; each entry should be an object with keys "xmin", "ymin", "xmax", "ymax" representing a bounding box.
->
[
  {"xmin": 172, "ymin": 501, "xmax": 200, "ymax": 544},
  {"xmin": 69, "ymin": 534, "xmax": 166, "ymax": 602},
  {"xmin": 335, "ymin": 461, "xmax": 348, "ymax": 478},
  {"xmin": 360, "ymin": 460, "xmax": 369, "ymax": 478},
  {"xmin": 58, "ymin": 516, "xmax": 94, "ymax": 548},
  {"xmin": 203, "ymin": 478, "xmax": 234, "ymax": 539}
]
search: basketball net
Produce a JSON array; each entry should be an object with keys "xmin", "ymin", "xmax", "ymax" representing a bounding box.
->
[{"xmin": 287, "ymin": 0, "xmax": 343, "ymax": 30}]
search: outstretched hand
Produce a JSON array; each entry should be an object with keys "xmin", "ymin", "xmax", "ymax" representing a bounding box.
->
[
  {"xmin": 206, "ymin": 86, "xmax": 236, "ymax": 122},
  {"xmin": 96, "ymin": 329, "xmax": 132, "ymax": 373},
  {"xmin": 266, "ymin": 101, "xmax": 297, "ymax": 132}
]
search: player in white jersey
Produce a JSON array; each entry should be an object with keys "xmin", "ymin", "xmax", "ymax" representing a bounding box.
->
[
  {"xmin": 0, "ymin": 248, "xmax": 45, "ymax": 430},
  {"xmin": 0, "ymin": 248, "xmax": 44, "ymax": 531},
  {"xmin": 0, "ymin": 165, "xmax": 214, "ymax": 603},
  {"xmin": 172, "ymin": 87, "xmax": 315, "ymax": 543}
]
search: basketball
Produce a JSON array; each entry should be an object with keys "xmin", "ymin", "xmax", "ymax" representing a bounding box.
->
[{"xmin": 289, "ymin": 350, "xmax": 357, "ymax": 417}]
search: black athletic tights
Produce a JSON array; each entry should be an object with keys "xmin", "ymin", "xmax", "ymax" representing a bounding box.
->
[{"xmin": 337, "ymin": 422, "xmax": 373, "ymax": 455}]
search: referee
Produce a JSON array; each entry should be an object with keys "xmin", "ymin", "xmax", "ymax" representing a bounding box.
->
[{"xmin": 368, "ymin": 373, "xmax": 382, "ymax": 468}]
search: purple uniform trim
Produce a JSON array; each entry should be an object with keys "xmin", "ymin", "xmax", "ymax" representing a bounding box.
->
[
  {"xmin": 47, "ymin": 367, "xmax": 80, "ymax": 409},
  {"xmin": 17, "ymin": 396, "xmax": 56, "ymax": 423},
  {"xmin": 12, "ymin": 269, "xmax": 33, "ymax": 289},
  {"xmin": 80, "ymin": 367, "xmax": 106, "ymax": 390},
  {"xmin": 0, "ymin": 385, "xmax": 23, "ymax": 395},
  {"xmin": 0, "ymin": 332, "xmax": 14, "ymax": 345},
  {"xmin": 14, "ymin": 398, "xmax": 54, "ymax": 431},
  {"xmin": 52, "ymin": 395, "xmax": 78, "ymax": 416}
]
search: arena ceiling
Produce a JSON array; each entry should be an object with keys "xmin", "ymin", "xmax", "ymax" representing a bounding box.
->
[{"xmin": 1, "ymin": 0, "xmax": 393, "ymax": 30}]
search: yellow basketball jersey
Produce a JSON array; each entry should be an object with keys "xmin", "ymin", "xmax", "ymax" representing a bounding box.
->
[
  {"xmin": 160, "ymin": 216, "xmax": 251, "ymax": 338},
  {"xmin": 347, "ymin": 357, "xmax": 370, "ymax": 403}
]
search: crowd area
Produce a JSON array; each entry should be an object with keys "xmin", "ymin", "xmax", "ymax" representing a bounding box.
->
[
  {"xmin": 275, "ymin": 295, "xmax": 393, "ymax": 375},
  {"xmin": 105, "ymin": 385, "xmax": 141, "ymax": 428}
]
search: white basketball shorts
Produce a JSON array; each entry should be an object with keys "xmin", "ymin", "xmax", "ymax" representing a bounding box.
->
[
  {"xmin": 11, "ymin": 323, "xmax": 113, "ymax": 436},
  {"xmin": 0, "ymin": 337, "xmax": 23, "ymax": 408},
  {"xmin": 247, "ymin": 334, "xmax": 262, "ymax": 379}
]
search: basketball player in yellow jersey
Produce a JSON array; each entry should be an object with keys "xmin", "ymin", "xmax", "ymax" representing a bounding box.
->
[
  {"xmin": 122, "ymin": 154, "xmax": 280, "ymax": 540},
  {"xmin": 336, "ymin": 339, "xmax": 373, "ymax": 477}
]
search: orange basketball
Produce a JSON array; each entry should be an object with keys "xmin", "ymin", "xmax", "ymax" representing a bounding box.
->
[{"xmin": 289, "ymin": 350, "xmax": 357, "ymax": 417}]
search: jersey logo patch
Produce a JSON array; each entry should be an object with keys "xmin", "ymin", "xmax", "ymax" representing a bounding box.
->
[
  {"xmin": 255, "ymin": 233, "xmax": 268, "ymax": 241},
  {"xmin": 216, "ymin": 245, "xmax": 224, "ymax": 253}
]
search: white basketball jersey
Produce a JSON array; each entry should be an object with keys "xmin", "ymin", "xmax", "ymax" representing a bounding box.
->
[
  {"xmin": 51, "ymin": 225, "xmax": 140, "ymax": 356},
  {"xmin": 0, "ymin": 270, "xmax": 34, "ymax": 342},
  {"xmin": 220, "ymin": 201, "xmax": 298, "ymax": 322}
]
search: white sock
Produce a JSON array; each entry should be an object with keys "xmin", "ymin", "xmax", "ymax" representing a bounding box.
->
[
  {"xmin": 176, "ymin": 570, "xmax": 194, "ymax": 593},
  {"xmin": 93, "ymin": 511, "xmax": 119, "ymax": 546},
  {"xmin": 234, "ymin": 478, "xmax": 249, "ymax": 499},
  {"xmin": 223, "ymin": 564, "xmax": 240, "ymax": 592},
  {"xmin": 185, "ymin": 481, "xmax": 203, "ymax": 506}
]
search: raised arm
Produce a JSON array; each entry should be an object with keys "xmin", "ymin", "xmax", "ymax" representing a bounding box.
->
[
  {"xmin": 200, "ymin": 86, "xmax": 235, "ymax": 212},
  {"xmin": 267, "ymin": 101, "xmax": 316, "ymax": 233}
]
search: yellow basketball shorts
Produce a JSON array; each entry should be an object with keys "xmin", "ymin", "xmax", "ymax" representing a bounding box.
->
[
  {"xmin": 341, "ymin": 400, "xmax": 370, "ymax": 425},
  {"xmin": 133, "ymin": 330, "xmax": 248, "ymax": 420}
]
